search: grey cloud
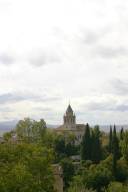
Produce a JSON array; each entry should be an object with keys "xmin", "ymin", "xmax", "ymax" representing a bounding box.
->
[
  {"xmin": 48, "ymin": 96, "xmax": 61, "ymax": 101},
  {"xmin": 85, "ymin": 101, "xmax": 114, "ymax": 111},
  {"xmin": 0, "ymin": 93, "xmax": 61, "ymax": 104},
  {"xmin": 36, "ymin": 95, "xmax": 61, "ymax": 102},
  {"xmin": 80, "ymin": 28, "xmax": 128, "ymax": 61},
  {"xmin": 0, "ymin": 107, "xmax": 12, "ymax": 112},
  {"xmin": 84, "ymin": 100, "xmax": 128, "ymax": 112},
  {"xmin": 33, "ymin": 107, "xmax": 53, "ymax": 112},
  {"xmin": 95, "ymin": 46, "xmax": 128, "ymax": 58},
  {"xmin": 84, "ymin": 32, "xmax": 102, "ymax": 45},
  {"xmin": 0, "ymin": 53, "xmax": 15, "ymax": 65},
  {"xmin": 82, "ymin": 26, "xmax": 112, "ymax": 45},
  {"xmin": 29, "ymin": 51, "xmax": 61, "ymax": 67},
  {"xmin": 0, "ymin": 50, "xmax": 60, "ymax": 67},
  {"xmin": 81, "ymin": 26, "xmax": 128, "ymax": 59},
  {"xmin": 116, "ymin": 104, "xmax": 128, "ymax": 112},
  {"xmin": 111, "ymin": 79, "xmax": 128, "ymax": 95},
  {"xmin": 0, "ymin": 93, "xmax": 30, "ymax": 104}
]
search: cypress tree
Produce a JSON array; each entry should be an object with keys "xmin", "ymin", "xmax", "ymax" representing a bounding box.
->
[
  {"xmin": 81, "ymin": 123, "xmax": 91, "ymax": 160},
  {"xmin": 112, "ymin": 125, "xmax": 119, "ymax": 175},
  {"xmin": 109, "ymin": 125, "xmax": 113, "ymax": 153},
  {"xmin": 91, "ymin": 126, "xmax": 102, "ymax": 163},
  {"xmin": 120, "ymin": 127, "xmax": 124, "ymax": 140}
]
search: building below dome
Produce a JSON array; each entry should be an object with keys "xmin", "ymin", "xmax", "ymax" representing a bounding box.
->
[{"xmin": 55, "ymin": 104, "xmax": 87, "ymax": 144}]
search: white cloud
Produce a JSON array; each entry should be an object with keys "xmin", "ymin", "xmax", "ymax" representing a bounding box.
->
[{"xmin": 0, "ymin": 0, "xmax": 128, "ymax": 124}]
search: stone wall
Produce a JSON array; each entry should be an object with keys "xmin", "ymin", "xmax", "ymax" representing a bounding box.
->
[{"xmin": 52, "ymin": 164, "xmax": 63, "ymax": 192}]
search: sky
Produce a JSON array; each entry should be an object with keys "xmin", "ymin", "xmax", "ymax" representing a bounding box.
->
[{"xmin": 0, "ymin": 0, "xmax": 128, "ymax": 125}]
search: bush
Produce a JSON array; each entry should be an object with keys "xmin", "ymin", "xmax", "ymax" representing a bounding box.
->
[{"xmin": 106, "ymin": 182, "xmax": 128, "ymax": 192}]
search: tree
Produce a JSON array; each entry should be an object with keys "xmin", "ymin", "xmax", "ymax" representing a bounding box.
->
[
  {"xmin": 120, "ymin": 131, "xmax": 128, "ymax": 161},
  {"xmin": 0, "ymin": 142, "xmax": 54, "ymax": 192},
  {"xmin": 60, "ymin": 158, "xmax": 75, "ymax": 190},
  {"xmin": 91, "ymin": 126, "xmax": 102, "ymax": 163},
  {"xmin": 15, "ymin": 118, "xmax": 47, "ymax": 141},
  {"xmin": 120, "ymin": 127, "xmax": 124, "ymax": 141},
  {"xmin": 108, "ymin": 126, "xmax": 112, "ymax": 153},
  {"xmin": 16, "ymin": 118, "xmax": 33, "ymax": 138},
  {"xmin": 54, "ymin": 135, "xmax": 66, "ymax": 161},
  {"xmin": 65, "ymin": 142, "xmax": 78, "ymax": 156},
  {"xmin": 68, "ymin": 175, "xmax": 95, "ymax": 192},
  {"xmin": 68, "ymin": 185, "xmax": 95, "ymax": 192},
  {"xmin": 116, "ymin": 159, "xmax": 128, "ymax": 182},
  {"xmin": 83, "ymin": 163, "xmax": 113, "ymax": 192},
  {"xmin": 3, "ymin": 131, "xmax": 14, "ymax": 142},
  {"xmin": 32, "ymin": 118, "xmax": 47, "ymax": 139},
  {"xmin": 112, "ymin": 125, "xmax": 119, "ymax": 176},
  {"xmin": 106, "ymin": 182, "xmax": 128, "ymax": 192},
  {"xmin": 81, "ymin": 124, "xmax": 91, "ymax": 161}
]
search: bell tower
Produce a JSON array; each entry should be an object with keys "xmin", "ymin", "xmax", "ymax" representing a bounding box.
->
[{"xmin": 63, "ymin": 104, "xmax": 76, "ymax": 130}]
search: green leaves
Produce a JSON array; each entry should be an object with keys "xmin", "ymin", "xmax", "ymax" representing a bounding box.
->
[
  {"xmin": 0, "ymin": 143, "xmax": 54, "ymax": 192},
  {"xmin": 81, "ymin": 125, "xmax": 102, "ymax": 163},
  {"xmin": 120, "ymin": 131, "xmax": 128, "ymax": 161},
  {"xmin": 106, "ymin": 182, "xmax": 128, "ymax": 192},
  {"xmin": 15, "ymin": 118, "xmax": 47, "ymax": 142},
  {"xmin": 83, "ymin": 164, "xmax": 113, "ymax": 192},
  {"xmin": 81, "ymin": 124, "xmax": 91, "ymax": 161},
  {"xmin": 60, "ymin": 158, "xmax": 75, "ymax": 190}
]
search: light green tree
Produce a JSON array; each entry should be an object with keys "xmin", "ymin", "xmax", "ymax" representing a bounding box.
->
[
  {"xmin": 106, "ymin": 182, "xmax": 128, "ymax": 192},
  {"xmin": 68, "ymin": 175, "xmax": 95, "ymax": 192},
  {"xmin": 16, "ymin": 118, "xmax": 47, "ymax": 141},
  {"xmin": 0, "ymin": 142, "xmax": 55, "ymax": 192},
  {"xmin": 120, "ymin": 131, "xmax": 128, "ymax": 161}
]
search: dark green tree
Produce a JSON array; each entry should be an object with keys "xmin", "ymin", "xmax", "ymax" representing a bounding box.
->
[
  {"xmin": 109, "ymin": 126, "xmax": 113, "ymax": 153},
  {"xmin": 112, "ymin": 125, "xmax": 119, "ymax": 176},
  {"xmin": 120, "ymin": 127, "xmax": 124, "ymax": 140},
  {"xmin": 54, "ymin": 135, "xmax": 66, "ymax": 161},
  {"xmin": 81, "ymin": 124, "xmax": 91, "ymax": 161},
  {"xmin": 91, "ymin": 126, "xmax": 102, "ymax": 163},
  {"xmin": 65, "ymin": 142, "xmax": 78, "ymax": 156},
  {"xmin": 83, "ymin": 163, "xmax": 113, "ymax": 192},
  {"xmin": 60, "ymin": 158, "xmax": 75, "ymax": 190}
]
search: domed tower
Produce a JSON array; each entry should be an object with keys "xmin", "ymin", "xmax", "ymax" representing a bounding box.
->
[{"xmin": 63, "ymin": 104, "xmax": 76, "ymax": 130}]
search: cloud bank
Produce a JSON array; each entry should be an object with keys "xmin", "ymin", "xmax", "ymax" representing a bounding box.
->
[{"xmin": 0, "ymin": 0, "xmax": 128, "ymax": 125}]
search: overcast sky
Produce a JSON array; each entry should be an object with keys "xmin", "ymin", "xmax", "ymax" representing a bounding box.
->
[{"xmin": 0, "ymin": 0, "xmax": 128, "ymax": 125}]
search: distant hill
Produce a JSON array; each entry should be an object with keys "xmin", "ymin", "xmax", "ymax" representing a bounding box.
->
[
  {"xmin": 99, "ymin": 125, "xmax": 128, "ymax": 132},
  {"xmin": 47, "ymin": 124, "xmax": 58, "ymax": 128},
  {"xmin": 0, "ymin": 120, "xmax": 17, "ymax": 136},
  {"xmin": 48, "ymin": 124, "xmax": 128, "ymax": 132},
  {"xmin": 0, "ymin": 121, "xmax": 58, "ymax": 136},
  {"xmin": 0, "ymin": 121, "xmax": 127, "ymax": 136}
]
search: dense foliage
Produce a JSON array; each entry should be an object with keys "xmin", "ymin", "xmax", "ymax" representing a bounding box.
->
[
  {"xmin": 2, "ymin": 119, "xmax": 128, "ymax": 192},
  {"xmin": 68, "ymin": 125, "xmax": 128, "ymax": 192},
  {"xmin": 0, "ymin": 143, "xmax": 54, "ymax": 192}
]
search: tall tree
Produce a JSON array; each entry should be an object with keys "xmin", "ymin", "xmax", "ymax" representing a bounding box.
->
[
  {"xmin": 16, "ymin": 118, "xmax": 47, "ymax": 141},
  {"xmin": 91, "ymin": 126, "xmax": 102, "ymax": 163},
  {"xmin": 61, "ymin": 158, "xmax": 75, "ymax": 190},
  {"xmin": 112, "ymin": 125, "xmax": 119, "ymax": 175},
  {"xmin": 120, "ymin": 131, "xmax": 128, "ymax": 161},
  {"xmin": 81, "ymin": 123, "xmax": 91, "ymax": 161},
  {"xmin": 109, "ymin": 126, "xmax": 113, "ymax": 153},
  {"xmin": 54, "ymin": 135, "xmax": 66, "ymax": 160},
  {"xmin": 120, "ymin": 127, "xmax": 124, "ymax": 140}
]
